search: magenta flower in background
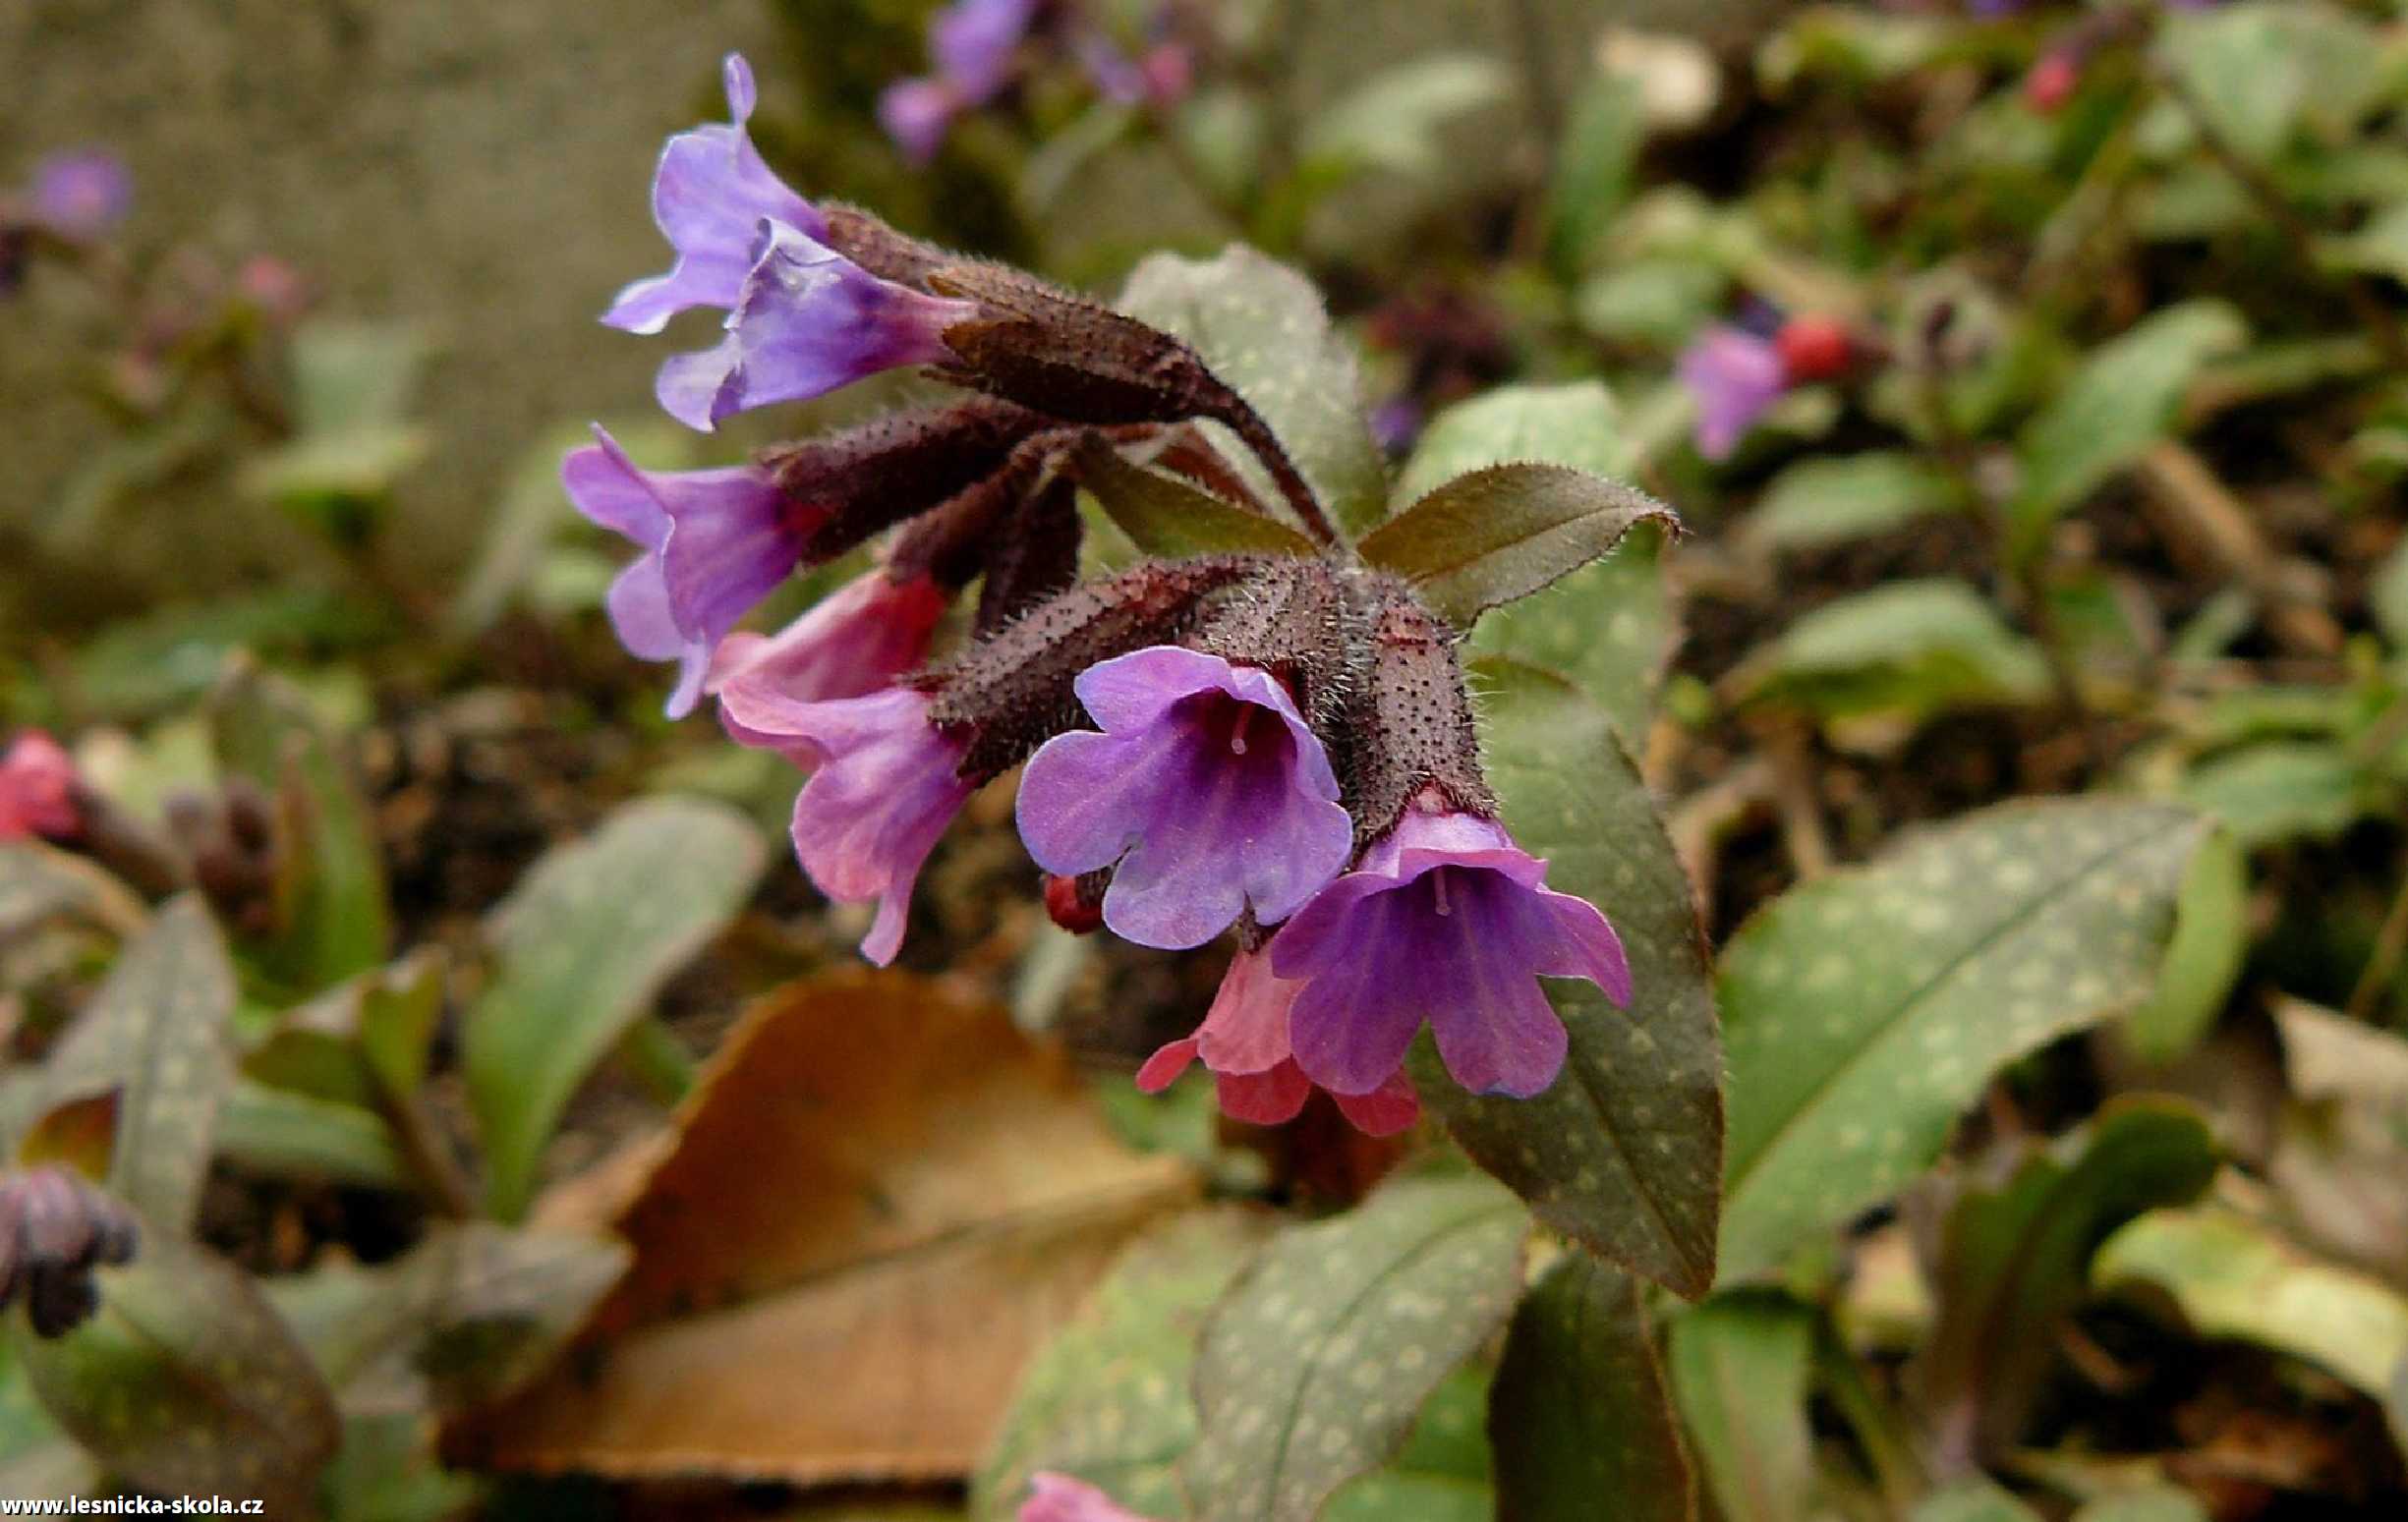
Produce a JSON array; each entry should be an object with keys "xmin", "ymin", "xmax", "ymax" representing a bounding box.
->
[
  {"xmin": 603, "ymin": 54, "xmax": 825, "ymax": 335},
  {"xmin": 1021, "ymin": 1474, "xmax": 1158, "ymax": 1522},
  {"xmin": 877, "ymin": 79, "xmax": 962, "ymax": 166},
  {"xmin": 1016, "ymin": 647, "xmax": 1352, "ymax": 950},
  {"xmin": 719, "ymin": 685, "xmax": 973, "ymax": 965},
  {"xmin": 560, "ymin": 425, "xmax": 812, "ymax": 717},
  {"xmin": 28, "ymin": 150, "xmax": 131, "ymax": 241},
  {"xmin": 654, "ymin": 221, "xmax": 978, "ymax": 432},
  {"xmin": 0, "ymin": 732, "xmax": 81, "ymax": 843},
  {"xmin": 1274, "ymin": 794, "xmax": 1632, "ymax": 1100},
  {"xmin": 711, "ymin": 569, "xmax": 952, "ymax": 761},
  {"xmin": 879, "ymin": 0, "xmax": 1041, "ymax": 163},
  {"xmin": 1137, "ymin": 947, "xmax": 1420, "ymax": 1136},
  {"xmin": 1677, "ymin": 324, "xmax": 1788, "ymax": 461}
]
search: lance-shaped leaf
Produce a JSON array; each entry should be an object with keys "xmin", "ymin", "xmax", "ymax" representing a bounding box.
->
[
  {"xmin": 975, "ymin": 1209, "xmax": 1269, "ymax": 1521},
  {"xmin": 1666, "ymin": 1294, "xmax": 1816, "ymax": 1522},
  {"xmin": 1117, "ymin": 247, "xmax": 1389, "ymax": 537},
  {"xmin": 1718, "ymin": 800, "xmax": 2209, "ymax": 1282},
  {"xmin": 1916, "ymin": 1099, "xmax": 2217, "ymax": 1464},
  {"xmin": 2123, "ymin": 828, "xmax": 2247, "ymax": 1064},
  {"xmin": 1489, "ymin": 1252, "xmax": 1693, "ymax": 1522},
  {"xmin": 1395, "ymin": 384, "xmax": 1676, "ymax": 741},
  {"xmin": 2093, "ymin": 1205, "xmax": 2408, "ymax": 1400},
  {"xmin": 466, "ymin": 796, "xmax": 766, "ymax": 1220},
  {"xmin": 1360, "ymin": 464, "xmax": 1678, "ymax": 629},
  {"xmin": 24, "ymin": 896, "xmax": 237, "ymax": 1235},
  {"xmin": 1073, "ymin": 438, "xmax": 1317, "ymax": 559},
  {"xmin": 1180, "ymin": 1173, "xmax": 1527, "ymax": 1522},
  {"xmin": 1416, "ymin": 659, "xmax": 1724, "ymax": 1297},
  {"xmin": 209, "ymin": 659, "xmax": 392, "ymax": 988},
  {"xmin": 13, "ymin": 1232, "xmax": 340, "ymax": 1515}
]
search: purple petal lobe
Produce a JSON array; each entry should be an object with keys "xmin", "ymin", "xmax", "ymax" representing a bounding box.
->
[
  {"xmin": 879, "ymin": 79, "xmax": 960, "ymax": 164},
  {"xmin": 603, "ymin": 54, "xmax": 824, "ymax": 334},
  {"xmin": 933, "ymin": 0, "xmax": 1039, "ymax": 103},
  {"xmin": 29, "ymin": 150, "xmax": 132, "ymax": 240},
  {"xmin": 1678, "ymin": 324, "xmax": 1787, "ymax": 461},
  {"xmin": 1015, "ymin": 648, "xmax": 1350, "ymax": 950}
]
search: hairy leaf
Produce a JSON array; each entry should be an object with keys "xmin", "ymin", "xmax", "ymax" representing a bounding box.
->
[
  {"xmin": 1074, "ymin": 438, "xmax": 1317, "ymax": 559},
  {"xmin": 1719, "ymin": 800, "xmax": 2208, "ymax": 1281},
  {"xmin": 1361, "ymin": 463, "xmax": 1678, "ymax": 629},
  {"xmin": 1419, "ymin": 659, "xmax": 1724, "ymax": 1297}
]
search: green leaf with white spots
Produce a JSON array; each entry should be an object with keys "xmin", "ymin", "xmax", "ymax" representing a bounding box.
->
[
  {"xmin": 1916, "ymin": 1099, "xmax": 2218, "ymax": 1462},
  {"xmin": 21, "ymin": 896, "xmax": 237, "ymax": 1236},
  {"xmin": 1360, "ymin": 465, "xmax": 1679, "ymax": 631},
  {"xmin": 210, "ymin": 659, "xmax": 393, "ymax": 989},
  {"xmin": 1418, "ymin": 659, "xmax": 1725, "ymax": 1298},
  {"xmin": 1325, "ymin": 1363, "xmax": 1495, "ymax": 1522},
  {"xmin": 975, "ymin": 1208, "xmax": 1269, "ymax": 1521},
  {"xmin": 1718, "ymin": 799, "xmax": 2209, "ymax": 1282},
  {"xmin": 1181, "ymin": 1173, "xmax": 1527, "ymax": 1522},
  {"xmin": 2093, "ymin": 1205, "xmax": 2408, "ymax": 1399},
  {"xmin": 1666, "ymin": 1294, "xmax": 1816, "ymax": 1522},
  {"xmin": 1117, "ymin": 247, "xmax": 1389, "ymax": 537},
  {"xmin": 465, "ymin": 796, "xmax": 767, "ymax": 1220},
  {"xmin": 1072, "ymin": 438, "xmax": 1319, "ymax": 560},
  {"xmin": 1489, "ymin": 1253, "xmax": 1693, "ymax": 1522},
  {"xmin": 13, "ymin": 1232, "xmax": 340, "ymax": 1515},
  {"xmin": 2008, "ymin": 302, "xmax": 2246, "ymax": 561}
]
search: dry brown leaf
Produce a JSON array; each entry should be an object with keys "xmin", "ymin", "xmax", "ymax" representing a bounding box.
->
[{"xmin": 446, "ymin": 967, "xmax": 1197, "ymax": 1485}]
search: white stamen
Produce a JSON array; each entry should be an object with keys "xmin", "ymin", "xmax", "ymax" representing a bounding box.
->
[{"xmin": 1431, "ymin": 870, "xmax": 1452, "ymax": 918}]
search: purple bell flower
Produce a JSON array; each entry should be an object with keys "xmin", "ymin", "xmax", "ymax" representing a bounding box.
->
[
  {"xmin": 603, "ymin": 54, "xmax": 826, "ymax": 335},
  {"xmin": 28, "ymin": 150, "xmax": 132, "ymax": 241},
  {"xmin": 718, "ymin": 685, "xmax": 973, "ymax": 966},
  {"xmin": 1274, "ymin": 792, "xmax": 1632, "ymax": 1100},
  {"xmin": 1677, "ymin": 324, "xmax": 1789, "ymax": 462},
  {"xmin": 653, "ymin": 220, "xmax": 979, "ymax": 432},
  {"xmin": 934, "ymin": 0, "xmax": 1040, "ymax": 103},
  {"xmin": 560, "ymin": 424, "xmax": 813, "ymax": 718},
  {"xmin": 1015, "ymin": 647, "xmax": 1353, "ymax": 951},
  {"xmin": 877, "ymin": 78, "xmax": 962, "ymax": 167},
  {"xmin": 711, "ymin": 569, "xmax": 952, "ymax": 762}
]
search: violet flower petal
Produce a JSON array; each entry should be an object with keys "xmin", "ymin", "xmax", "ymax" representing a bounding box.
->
[
  {"xmin": 604, "ymin": 54, "xmax": 826, "ymax": 334},
  {"xmin": 1677, "ymin": 324, "xmax": 1788, "ymax": 462}
]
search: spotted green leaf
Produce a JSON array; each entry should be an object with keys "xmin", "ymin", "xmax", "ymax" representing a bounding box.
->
[
  {"xmin": 1490, "ymin": 1253, "xmax": 1693, "ymax": 1522},
  {"xmin": 24, "ymin": 896, "xmax": 237, "ymax": 1235},
  {"xmin": 974, "ymin": 1209, "xmax": 1269, "ymax": 1521},
  {"xmin": 1666, "ymin": 1294, "xmax": 1816, "ymax": 1522},
  {"xmin": 1324, "ymin": 1363, "xmax": 1495, "ymax": 1522},
  {"xmin": 1073, "ymin": 438, "xmax": 1317, "ymax": 559},
  {"xmin": 466, "ymin": 796, "xmax": 767, "ymax": 1220},
  {"xmin": 14, "ymin": 1233, "xmax": 340, "ymax": 1515},
  {"xmin": 1417, "ymin": 659, "xmax": 1724, "ymax": 1298},
  {"xmin": 1360, "ymin": 464, "xmax": 1678, "ymax": 631},
  {"xmin": 1393, "ymin": 382, "xmax": 1633, "ymax": 500},
  {"xmin": 1181, "ymin": 1173, "xmax": 1526, "ymax": 1522},
  {"xmin": 2093, "ymin": 1205, "xmax": 2408, "ymax": 1399},
  {"xmin": 210, "ymin": 659, "xmax": 392, "ymax": 988},
  {"xmin": 1719, "ymin": 800, "xmax": 2209, "ymax": 1282},
  {"xmin": 1117, "ymin": 247, "xmax": 1388, "ymax": 537},
  {"xmin": 1917, "ymin": 1099, "xmax": 2217, "ymax": 1461}
]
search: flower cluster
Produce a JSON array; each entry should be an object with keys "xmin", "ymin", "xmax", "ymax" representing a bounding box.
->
[
  {"xmin": 1677, "ymin": 310, "xmax": 1856, "ymax": 461},
  {"xmin": 574, "ymin": 54, "xmax": 1632, "ymax": 1132},
  {"xmin": 879, "ymin": 0, "xmax": 1194, "ymax": 164}
]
